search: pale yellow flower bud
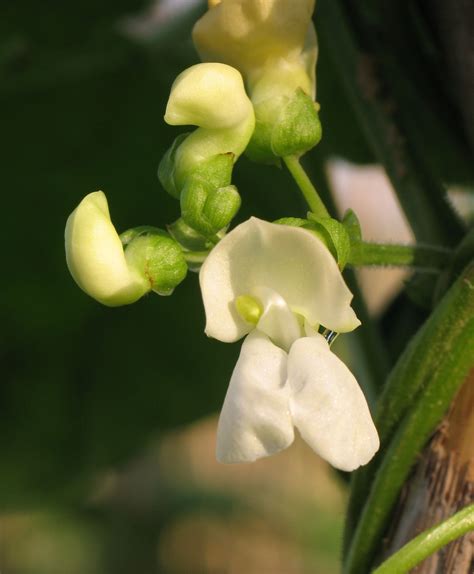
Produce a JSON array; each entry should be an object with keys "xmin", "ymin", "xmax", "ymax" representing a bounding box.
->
[
  {"xmin": 162, "ymin": 63, "xmax": 255, "ymax": 191},
  {"xmin": 193, "ymin": 0, "xmax": 316, "ymax": 94},
  {"xmin": 65, "ymin": 192, "xmax": 149, "ymax": 306}
]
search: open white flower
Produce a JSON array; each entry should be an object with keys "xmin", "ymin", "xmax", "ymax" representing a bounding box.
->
[{"xmin": 199, "ymin": 217, "xmax": 379, "ymax": 471}]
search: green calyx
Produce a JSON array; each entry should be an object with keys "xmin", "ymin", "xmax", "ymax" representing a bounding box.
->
[
  {"xmin": 246, "ymin": 89, "xmax": 322, "ymax": 164},
  {"xmin": 157, "ymin": 133, "xmax": 190, "ymax": 199},
  {"xmin": 275, "ymin": 212, "xmax": 353, "ymax": 270},
  {"xmin": 159, "ymin": 145, "xmax": 241, "ymax": 237},
  {"xmin": 121, "ymin": 227, "xmax": 188, "ymax": 296}
]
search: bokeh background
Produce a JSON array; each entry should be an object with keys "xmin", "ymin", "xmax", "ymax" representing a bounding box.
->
[{"xmin": 1, "ymin": 1, "xmax": 472, "ymax": 572}]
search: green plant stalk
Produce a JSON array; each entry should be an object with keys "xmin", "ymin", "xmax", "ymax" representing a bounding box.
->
[
  {"xmin": 372, "ymin": 504, "xmax": 474, "ymax": 574},
  {"xmin": 349, "ymin": 241, "xmax": 452, "ymax": 270},
  {"xmin": 183, "ymin": 250, "xmax": 208, "ymax": 265},
  {"xmin": 317, "ymin": 0, "xmax": 463, "ymax": 246},
  {"xmin": 305, "ymin": 158, "xmax": 392, "ymax": 396},
  {"xmin": 343, "ymin": 263, "xmax": 474, "ymax": 554},
  {"xmin": 343, "ymin": 273, "xmax": 474, "ymax": 572},
  {"xmin": 283, "ymin": 155, "xmax": 330, "ymax": 218}
]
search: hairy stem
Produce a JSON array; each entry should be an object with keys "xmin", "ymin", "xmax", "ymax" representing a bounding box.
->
[
  {"xmin": 283, "ymin": 155, "xmax": 330, "ymax": 218},
  {"xmin": 349, "ymin": 241, "xmax": 452, "ymax": 271}
]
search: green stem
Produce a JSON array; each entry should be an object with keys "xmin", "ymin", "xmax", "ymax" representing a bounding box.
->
[
  {"xmin": 349, "ymin": 241, "xmax": 452, "ymax": 271},
  {"xmin": 373, "ymin": 504, "xmax": 474, "ymax": 574},
  {"xmin": 283, "ymin": 155, "xmax": 330, "ymax": 217},
  {"xmin": 183, "ymin": 250, "xmax": 209, "ymax": 265}
]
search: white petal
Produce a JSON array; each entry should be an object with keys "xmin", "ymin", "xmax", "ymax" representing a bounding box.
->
[
  {"xmin": 65, "ymin": 192, "xmax": 149, "ymax": 306},
  {"xmin": 199, "ymin": 217, "xmax": 359, "ymax": 342},
  {"xmin": 216, "ymin": 330, "xmax": 294, "ymax": 463},
  {"xmin": 287, "ymin": 335, "xmax": 379, "ymax": 471},
  {"xmin": 253, "ymin": 286, "xmax": 302, "ymax": 352}
]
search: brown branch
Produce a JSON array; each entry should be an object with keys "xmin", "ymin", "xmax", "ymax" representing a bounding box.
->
[{"xmin": 382, "ymin": 369, "xmax": 474, "ymax": 572}]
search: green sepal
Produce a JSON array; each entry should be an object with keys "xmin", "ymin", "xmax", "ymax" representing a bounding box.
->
[
  {"xmin": 157, "ymin": 132, "xmax": 190, "ymax": 199},
  {"xmin": 272, "ymin": 89, "xmax": 322, "ymax": 157},
  {"xmin": 245, "ymin": 98, "xmax": 282, "ymax": 165},
  {"xmin": 193, "ymin": 152, "xmax": 234, "ymax": 189},
  {"xmin": 342, "ymin": 209, "xmax": 362, "ymax": 243},
  {"xmin": 273, "ymin": 217, "xmax": 310, "ymax": 228},
  {"xmin": 246, "ymin": 89, "xmax": 322, "ymax": 164},
  {"xmin": 120, "ymin": 226, "xmax": 162, "ymax": 247},
  {"xmin": 307, "ymin": 213, "xmax": 351, "ymax": 269},
  {"xmin": 123, "ymin": 228, "xmax": 187, "ymax": 296},
  {"xmin": 167, "ymin": 218, "xmax": 213, "ymax": 252}
]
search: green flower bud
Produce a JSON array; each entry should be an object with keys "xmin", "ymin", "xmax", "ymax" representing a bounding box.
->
[
  {"xmin": 181, "ymin": 176, "xmax": 241, "ymax": 237},
  {"xmin": 247, "ymin": 88, "xmax": 322, "ymax": 164}
]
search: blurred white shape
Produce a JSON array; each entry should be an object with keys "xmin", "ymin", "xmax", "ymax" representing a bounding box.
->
[
  {"xmin": 448, "ymin": 185, "xmax": 474, "ymax": 223},
  {"xmin": 327, "ymin": 159, "xmax": 414, "ymax": 316},
  {"xmin": 121, "ymin": 0, "xmax": 201, "ymax": 40}
]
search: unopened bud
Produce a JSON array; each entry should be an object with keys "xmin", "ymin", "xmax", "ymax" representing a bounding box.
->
[
  {"xmin": 247, "ymin": 88, "xmax": 322, "ymax": 163},
  {"xmin": 65, "ymin": 191, "xmax": 149, "ymax": 306}
]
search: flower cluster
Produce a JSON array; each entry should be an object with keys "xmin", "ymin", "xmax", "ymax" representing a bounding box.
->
[{"xmin": 64, "ymin": 0, "xmax": 379, "ymax": 471}]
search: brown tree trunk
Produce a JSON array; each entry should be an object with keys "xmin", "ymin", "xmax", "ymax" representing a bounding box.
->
[{"xmin": 382, "ymin": 370, "xmax": 474, "ymax": 573}]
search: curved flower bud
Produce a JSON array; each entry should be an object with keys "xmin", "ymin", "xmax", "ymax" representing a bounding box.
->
[
  {"xmin": 158, "ymin": 63, "xmax": 255, "ymax": 235},
  {"xmin": 199, "ymin": 217, "xmax": 360, "ymax": 342},
  {"xmin": 193, "ymin": 0, "xmax": 320, "ymax": 162},
  {"xmin": 65, "ymin": 192, "xmax": 187, "ymax": 306},
  {"xmin": 165, "ymin": 62, "xmax": 253, "ymax": 130},
  {"xmin": 65, "ymin": 192, "xmax": 149, "ymax": 306}
]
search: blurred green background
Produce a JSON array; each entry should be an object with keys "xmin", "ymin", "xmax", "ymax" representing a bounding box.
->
[{"xmin": 1, "ymin": 0, "xmax": 472, "ymax": 572}]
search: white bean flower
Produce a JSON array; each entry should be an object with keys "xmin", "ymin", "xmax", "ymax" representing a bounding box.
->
[{"xmin": 199, "ymin": 217, "xmax": 379, "ymax": 471}]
